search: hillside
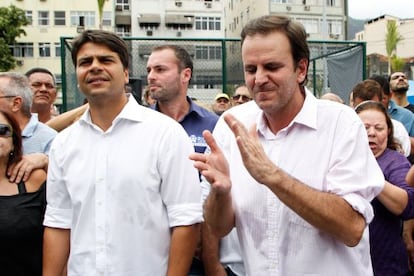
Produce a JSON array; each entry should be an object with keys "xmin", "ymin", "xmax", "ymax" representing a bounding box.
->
[{"xmin": 347, "ymin": 17, "xmax": 365, "ymax": 40}]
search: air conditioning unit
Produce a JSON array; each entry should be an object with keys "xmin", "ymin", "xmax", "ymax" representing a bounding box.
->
[
  {"xmin": 329, "ymin": 33, "xmax": 339, "ymax": 39},
  {"xmin": 286, "ymin": 5, "xmax": 292, "ymax": 11},
  {"xmin": 175, "ymin": 1, "xmax": 182, "ymax": 7},
  {"xmin": 304, "ymin": 5, "xmax": 310, "ymax": 11},
  {"xmin": 16, "ymin": 60, "xmax": 24, "ymax": 66},
  {"xmin": 115, "ymin": 5, "xmax": 123, "ymax": 11},
  {"xmin": 176, "ymin": 31, "xmax": 182, "ymax": 37},
  {"xmin": 205, "ymin": 2, "xmax": 212, "ymax": 8},
  {"xmin": 40, "ymin": 0, "xmax": 46, "ymax": 2},
  {"xmin": 146, "ymin": 30, "xmax": 153, "ymax": 36}
]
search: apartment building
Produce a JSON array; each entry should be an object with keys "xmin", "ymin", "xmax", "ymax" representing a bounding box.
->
[
  {"xmin": 224, "ymin": 0, "xmax": 347, "ymax": 40},
  {"xmin": 5, "ymin": 0, "xmax": 115, "ymax": 84},
  {"xmin": 354, "ymin": 14, "xmax": 414, "ymax": 77},
  {"xmin": 5, "ymin": 0, "xmax": 350, "ymax": 104}
]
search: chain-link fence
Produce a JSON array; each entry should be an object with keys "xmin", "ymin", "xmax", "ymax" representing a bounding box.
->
[{"xmin": 60, "ymin": 36, "xmax": 365, "ymax": 111}]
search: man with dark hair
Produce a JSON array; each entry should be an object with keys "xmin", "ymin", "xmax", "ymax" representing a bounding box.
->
[
  {"xmin": 147, "ymin": 45, "xmax": 218, "ymax": 154},
  {"xmin": 190, "ymin": 15, "xmax": 384, "ymax": 275},
  {"xmin": 43, "ymin": 30, "xmax": 203, "ymax": 275},
  {"xmin": 25, "ymin": 67, "xmax": 57, "ymax": 123},
  {"xmin": 370, "ymin": 75, "xmax": 414, "ymax": 137},
  {"xmin": 390, "ymin": 72, "xmax": 414, "ymax": 113},
  {"xmin": 147, "ymin": 45, "xmax": 240, "ymax": 275}
]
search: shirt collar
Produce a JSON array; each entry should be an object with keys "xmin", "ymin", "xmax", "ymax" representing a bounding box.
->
[
  {"xmin": 22, "ymin": 114, "xmax": 39, "ymax": 138},
  {"xmin": 153, "ymin": 96, "xmax": 210, "ymax": 120},
  {"xmin": 257, "ymin": 88, "xmax": 317, "ymax": 137},
  {"xmin": 80, "ymin": 94, "xmax": 144, "ymax": 127}
]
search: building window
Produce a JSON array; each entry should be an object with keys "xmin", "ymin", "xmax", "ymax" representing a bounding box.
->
[
  {"xmin": 297, "ymin": 18, "xmax": 319, "ymax": 34},
  {"xmin": 271, "ymin": 0, "xmax": 292, "ymax": 3},
  {"xmin": 194, "ymin": 75, "xmax": 221, "ymax": 89},
  {"xmin": 25, "ymin": 11, "xmax": 33, "ymax": 25},
  {"xmin": 326, "ymin": 0, "xmax": 339, "ymax": 6},
  {"xmin": 327, "ymin": 19, "xmax": 342, "ymax": 35},
  {"xmin": 11, "ymin": 43, "xmax": 34, "ymax": 58},
  {"xmin": 54, "ymin": 11, "xmax": 66, "ymax": 26},
  {"xmin": 115, "ymin": 26, "xmax": 131, "ymax": 37},
  {"xmin": 55, "ymin": 42, "xmax": 61, "ymax": 57},
  {"xmin": 102, "ymin": 11, "xmax": 112, "ymax": 26},
  {"xmin": 70, "ymin": 11, "xmax": 95, "ymax": 27},
  {"xmin": 195, "ymin": 17, "xmax": 221, "ymax": 30},
  {"xmin": 195, "ymin": 45, "xmax": 221, "ymax": 60},
  {"xmin": 39, "ymin": 43, "xmax": 51, "ymax": 57},
  {"xmin": 116, "ymin": 0, "xmax": 130, "ymax": 11},
  {"xmin": 38, "ymin": 11, "xmax": 49, "ymax": 26}
]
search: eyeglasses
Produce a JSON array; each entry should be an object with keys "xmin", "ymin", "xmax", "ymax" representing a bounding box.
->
[
  {"xmin": 232, "ymin": 94, "xmax": 251, "ymax": 101},
  {"xmin": 0, "ymin": 95, "xmax": 16, "ymax": 99},
  {"xmin": 0, "ymin": 124, "xmax": 13, "ymax": 138}
]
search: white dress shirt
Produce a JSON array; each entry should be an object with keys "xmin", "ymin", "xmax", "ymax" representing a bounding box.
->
[
  {"xmin": 211, "ymin": 90, "xmax": 384, "ymax": 275},
  {"xmin": 391, "ymin": 118, "xmax": 411, "ymax": 156},
  {"xmin": 44, "ymin": 96, "xmax": 203, "ymax": 276}
]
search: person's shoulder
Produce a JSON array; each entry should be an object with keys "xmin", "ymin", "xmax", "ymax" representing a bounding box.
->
[
  {"xmin": 380, "ymin": 148, "xmax": 411, "ymax": 168},
  {"xmin": 37, "ymin": 121, "xmax": 58, "ymax": 135},
  {"xmin": 24, "ymin": 169, "xmax": 46, "ymax": 193}
]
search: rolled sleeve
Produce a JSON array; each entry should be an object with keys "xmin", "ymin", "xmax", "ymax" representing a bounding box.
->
[
  {"xmin": 43, "ymin": 205, "xmax": 72, "ymax": 229},
  {"xmin": 342, "ymin": 193, "xmax": 376, "ymax": 223},
  {"xmin": 167, "ymin": 203, "xmax": 204, "ymax": 227}
]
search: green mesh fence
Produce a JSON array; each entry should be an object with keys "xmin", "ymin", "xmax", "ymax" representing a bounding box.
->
[{"xmin": 60, "ymin": 36, "xmax": 365, "ymax": 111}]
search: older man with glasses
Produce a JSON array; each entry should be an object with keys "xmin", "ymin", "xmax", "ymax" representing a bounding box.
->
[{"xmin": 232, "ymin": 85, "xmax": 252, "ymax": 105}]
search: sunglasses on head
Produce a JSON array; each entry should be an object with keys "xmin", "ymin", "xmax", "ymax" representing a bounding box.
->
[{"xmin": 0, "ymin": 124, "xmax": 13, "ymax": 138}]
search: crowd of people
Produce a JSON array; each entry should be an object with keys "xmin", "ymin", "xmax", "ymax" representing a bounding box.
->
[{"xmin": 2, "ymin": 14, "xmax": 414, "ymax": 276}]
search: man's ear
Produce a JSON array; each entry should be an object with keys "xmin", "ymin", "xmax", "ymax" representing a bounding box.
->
[{"xmin": 11, "ymin": 96, "xmax": 23, "ymax": 112}]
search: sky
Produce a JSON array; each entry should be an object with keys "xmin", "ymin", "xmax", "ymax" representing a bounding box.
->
[{"xmin": 348, "ymin": 0, "xmax": 414, "ymax": 20}]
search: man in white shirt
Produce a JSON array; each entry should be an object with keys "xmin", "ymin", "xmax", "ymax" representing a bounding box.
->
[
  {"xmin": 43, "ymin": 30, "xmax": 203, "ymax": 276},
  {"xmin": 190, "ymin": 15, "xmax": 384, "ymax": 275}
]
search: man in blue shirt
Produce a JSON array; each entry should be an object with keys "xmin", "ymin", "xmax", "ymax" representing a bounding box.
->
[
  {"xmin": 147, "ymin": 45, "xmax": 243, "ymax": 276},
  {"xmin": 146, "ymin": 45, "xmax": 218, "ymax": 154},
  {"xmin": 0, "ymin": 72, "xmax": 57, "ymax": 183}
]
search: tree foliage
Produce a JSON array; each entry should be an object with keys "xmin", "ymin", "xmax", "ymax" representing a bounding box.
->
[
  {"xmin": 385, "ymin": 20, "xmax": 403, "ymax": 74},
  {"xmin": 97, "ymin": 0, "xmax": 106, "ymax": 30},
  {"xmin": 0, "ymin": 5, "xmax": 28, "ymax": 72},
  {"xmin": 391, "ymin": 55, "xmax": 406, "ymax": 72}
]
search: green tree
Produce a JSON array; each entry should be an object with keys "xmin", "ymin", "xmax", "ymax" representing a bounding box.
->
[
  {"xmin": 0, "ymin": 5, "xmax": 28, "ymax": 72},
  {"xmin": 385, "ymin": 20, "xmax": 403, "ymax": 75},
  {"xmin": 391, "ymin": 55, "xmax": 406, "ymax": 72},
  {"xmin": 97, "ymin": 0, "xmax": 106, "ymax": 30}
]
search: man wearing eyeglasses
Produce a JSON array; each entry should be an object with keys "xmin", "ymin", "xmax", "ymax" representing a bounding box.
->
[
  {"xmin": 25, "ymin": 68, "xmax": 58, "ymax": 123},
  {"xmin": 0, "ymin": 72, "xmax": 57, "ymax": 183},
  {"xmin": 390, "ymin": 72, "xmax": 414, "ymax": 113},
  {"xmin": 232, "ymin": 85, "xmax": 252, "ymax": 106}
]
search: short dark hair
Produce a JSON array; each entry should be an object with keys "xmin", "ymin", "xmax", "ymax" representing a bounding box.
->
[
  {"xmin": 240, "ymin": 15, "xmax": 309, "ymax": 86},
  {"xmin": 352, "ymin": 79, "xmax": 383, "ymax": 102},
  {"xmin": 71, "ymin": 30, "xmax": 130, "ymax": 69},
  {"xmin": 369, "ymin": 75, "xmax": 390, "ymax": 96},
  {"xmin": 0, "ymin": 108, "xmax": 23, "ymax": 169},
  {"xmin": 25, "ymin": 67, "xmax": 56, "ymax": 85},
  {"xmin": 151, "ymin": 45, "xmax": 193, "ymax": 80}
]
